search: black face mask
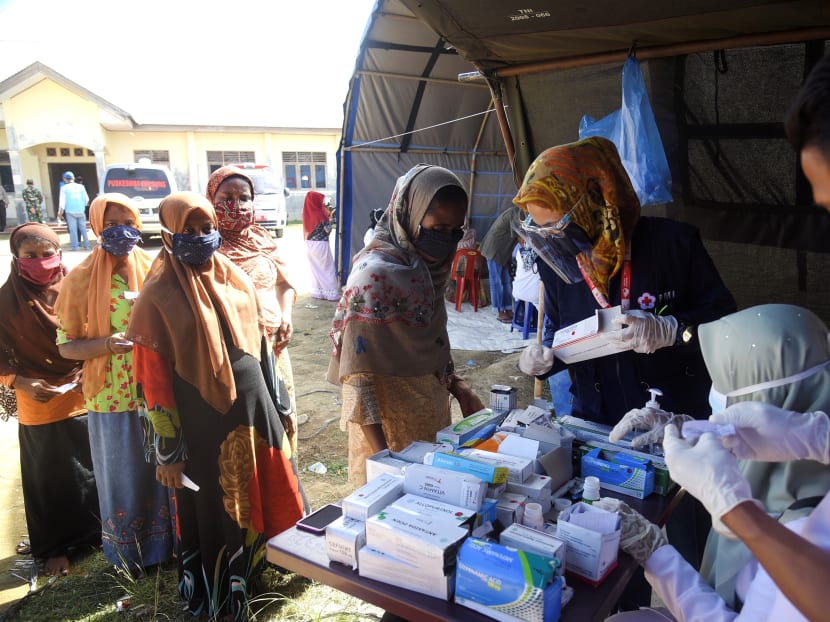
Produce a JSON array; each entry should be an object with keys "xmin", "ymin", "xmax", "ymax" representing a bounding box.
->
[{"xmin": 413, "ymin": 227, "xmax": 464, "ymax": 261}]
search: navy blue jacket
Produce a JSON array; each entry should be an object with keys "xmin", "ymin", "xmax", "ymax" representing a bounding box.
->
[{"xmin": 539, "ymin": 217, "xmax": 736, "ymax": 426}]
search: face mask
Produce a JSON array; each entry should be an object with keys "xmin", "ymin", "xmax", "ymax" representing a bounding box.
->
[
  {"xmin": 100, "ymin": 225, "xmax": 141, "ymax": 257},
  {"xmin": 413, "ymin": 227, "xmax": 463, "ymax": 261},
  {"xmin": 709, "ymin": 358, "xmax": 830, "ymax": 414},
  {"xmin": 17, "ymin": 254, "xmax": 62, "ymax": 286},
  {"xmin": 171, "ymin": 230, "xmax": 222, "ymax": 265},
  {"xmin": 214, "ymin": 198, "xmax": 254, "ymax": 232}
]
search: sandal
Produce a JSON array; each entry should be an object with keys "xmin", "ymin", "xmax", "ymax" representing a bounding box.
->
[{"xmin": 16, "ymin": 539, "xmax": 31, "ymax": 555}]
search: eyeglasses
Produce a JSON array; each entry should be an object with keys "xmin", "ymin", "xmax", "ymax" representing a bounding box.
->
[{"xmin": 520, "ymin": 193, "xmax": 587, "ymax": 239}]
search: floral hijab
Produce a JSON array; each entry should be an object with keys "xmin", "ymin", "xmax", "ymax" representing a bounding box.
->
[
  {"xmin": 699, "ymin": 304, "xmax": 830, "ymax": 605},
  {"xmin": 327, "ymin": 165, "xmax": 467, "ymax": 382},
  {"xmin": 513, "ymin": 136, "xmax": 640, "ymax": 299}
]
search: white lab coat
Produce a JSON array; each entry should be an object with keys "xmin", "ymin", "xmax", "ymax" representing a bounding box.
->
[{"xmin": 644, "ymin": 494, "xmax": 830, "ymax": 622}]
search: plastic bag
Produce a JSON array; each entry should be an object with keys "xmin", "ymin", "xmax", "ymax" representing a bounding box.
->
[{"xmin": 579, "ymin": 57, "xmax": 673, "ymax": 206}]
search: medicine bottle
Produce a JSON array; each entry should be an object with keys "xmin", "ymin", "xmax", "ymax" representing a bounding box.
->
[{"xmin": 582, "ymin": 476, "xmax": 600, "ymax": 504}]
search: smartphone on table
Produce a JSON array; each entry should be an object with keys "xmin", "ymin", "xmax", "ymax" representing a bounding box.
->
[{"xmin": 295, "ymin": 503, "xmax": 343, "ymax": 535}]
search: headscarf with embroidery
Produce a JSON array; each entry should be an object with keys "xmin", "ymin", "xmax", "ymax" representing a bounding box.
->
[
  {"xmin": 513, "ymin": 136, "xmax": 640, "ymax": 300},
  {"xmin": 205, "ymin": 166, "xmax": 297, "ymax": 333},
  {"xmin": 699, "ymin": 303, "xmax": 830, "ymax": 606},
  {"xmin": 328, "ymin": 165, "xmax": 467, "ymax": 382},
  {"xmin": 126, "ymin": 191, "xmax": 263, "ymax": 414},
  {"xmin": 302, "ymin": 191, "xmax": 330, "ymax": 240},
  {"xmin": 54, "ymin": 193, "xmax": 153, "ymax": 399},
  {"xmin": 0, "ymin": 223, "xmax": 78, "ymax": 383}
]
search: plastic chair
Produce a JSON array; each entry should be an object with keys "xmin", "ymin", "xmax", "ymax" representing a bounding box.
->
[
  {"xmin": 451, "ymin": 248, "xmax": 485, "ymax": 312},
  {"xmin": 510, "ymin": 298, "xmax": 538, "ymax": 340}
]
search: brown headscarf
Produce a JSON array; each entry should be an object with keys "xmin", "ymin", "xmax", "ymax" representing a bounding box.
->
[
  {"xmin": 0, "ymin": 223, "xmax": 79, "ymax": 383},
  {"xmin": 513, "ymin": 136, "xmax": 640, "ymax": 299},
  {"xmin": 54, "ymin": 193, "xmax": 154, "ymax": 398},
  {"xmin": 206, "ymin": 166, "xmax": 297, "ymax": 330},
  {"xmin": 328, "ymin": 164, "xmax": 467, "ymax": 382},
  {"xmin": 126, "ymin": 191, "xmax": 262, "ymax": 414}
]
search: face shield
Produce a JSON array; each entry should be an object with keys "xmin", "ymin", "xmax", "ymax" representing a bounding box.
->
[{"xmin": 518, "ymin": 195, "xmax": 594, "ymax": 284}]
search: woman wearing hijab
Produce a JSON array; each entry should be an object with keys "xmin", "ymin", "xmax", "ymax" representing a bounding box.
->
[
  {"xmin": 327, "ymin": 164, "xmax": 485, "ymax": 486},
  {"xmin": 206, "ymin": 166, "xmax": 300, "ymax": 454},
  {"xmin": 601, "ymin": 303, "xmax": 830, "ymax": 622},
  {"xmin": 127, "ymin": 192, "xmax": 305, "ymax": 621},
  {"xmin": 302, "ymin": 190, "xmax": 340, "ymax": 301},
  {"xmin": 0, "ymin": 223, "xmax": 99, "ymax": 576},
  {"xmin": 54, "ymin": 193, "xmax": 173, "ymax": 575}
]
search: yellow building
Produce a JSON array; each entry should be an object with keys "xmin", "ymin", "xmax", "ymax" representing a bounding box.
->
[{"xmin": 0, "ymin": 62, "xmax": 339, "ymax": 223}]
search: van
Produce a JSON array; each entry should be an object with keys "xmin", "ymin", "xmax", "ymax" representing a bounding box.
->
[
  {"xmin": 228, "ymin": 163, "xmax": 289, "ymax": 238},
  {"xmin": 101, "ymin": 161, "xmax": 177, "ymax": 240}
]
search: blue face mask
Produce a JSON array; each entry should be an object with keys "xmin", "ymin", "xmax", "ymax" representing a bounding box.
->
[
  {"xmin": 100, "ymin": 225, "xmax": 141, "ymax": 257},
  {"xmin": 171, "ymin": 230, "xmax": 222, "ymax": 265}
]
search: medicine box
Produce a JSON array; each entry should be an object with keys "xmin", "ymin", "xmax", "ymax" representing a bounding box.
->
[
  {"xmin": 391, "ymin": 441, "xmax": 448, "ymax": 464},
  {"xmin": 577, "ymin": 439, "xmax": 675, "ymax": 496},
  {"xmin": 455, "ymin": 538, "xmax": 562, "ymax": 622},
  {"xmin": 435, "ymin": 409, "xmax": 506, "ymax": 447},
  {"xmin": 403, "ymin": 463, "xmax": 487, "ymax": 510},
  {"xmin": 507, "ymin": 473, "xmax": 552, "ymax": 513},
  {"xmin": 358, "ymin": 545, "xmax": 454, "ymax": 601},
  {"xmin": 325, "ymin": 515, "xmax": 366, "ymax": 569},
  {"xmin": 499, "ymin": 523, "xmax": 567, "ymax": 576},
  {"xmin": 460, "ymin": 448, "xmax": 534, "ymax": 484},
  {"xmin": 500, "ymin": 405, "xmax": 552, "ymax": 431},
  {"xmin": 342, "ymin": 472, "xmax": 404, "ymax": 521},
  {"xmin": 366, "ymin": 449, "xmax": 409, "ymax": 481},
  {"xmin": 388, "ymin": 493, "xmax": 476, "ymax": 529},
  {"xmin": 425, "ymin": 450, "xmax": 509, "ymax": 484},
  {"xmin": 556, "ymin": 502, "xmax": 621, "ymax": 585},
  {"xmin": 496, "ymin": 492, "xmax": 527, "ymax": 528},
  {"xmin": 365, "ymin": 506, "xmax": 469, "ymax": 571},
  {"xmin": 580, "ymin": 446, "xmax": 655, "ymax": 499},
  {"xmin": 490, "ymin": 385, "xmax": 518, "ymax": 411},
  {"xmin": 551, "ymin": 305, "xmax": 632, "ymax": 364}
]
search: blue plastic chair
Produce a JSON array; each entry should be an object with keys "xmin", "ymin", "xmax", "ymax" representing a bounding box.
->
[{"xmin": 510, "ymin": 298, "xmax": 538, "ymax": 340}]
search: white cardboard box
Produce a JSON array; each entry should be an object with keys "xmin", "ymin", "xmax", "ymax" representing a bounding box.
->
[
  {"xmin": 403, "ymin": 463, "xmax": 487, "ymax": 510},
  {"xmin": 496, "ymin": 492, "xmax": 527, "ymax": 528},
  {"xmin": 366, "ymin": 449, "xmax": 410, "ymax": 481},
  {"xmin": 499, "ymin": 522, "xmax": 567, "ymax": 575},
  {"xmin": 325, "ymin": 515, "xmax": 366, "ymax": 569},
  {"xmin": 388, "ymin": 493, "xmax": 476, "ymax": 529},
  {"xmin": 552, "ymin": 305, "xmax": 632, "ymax": 364},
  {"xmin": 460, "ymin": 448, "xmax": 534, "ymax": 484},
  {"xmin": 341, "ymin": 472, "xmax": 404, "ymax": 521},
  {"xmin": 358, "ymin": 545, "xmax": 454, "ymax": 600},
  {"xmin": 556, "ymin": 502, "xmax": 621, "ymax": 584}
]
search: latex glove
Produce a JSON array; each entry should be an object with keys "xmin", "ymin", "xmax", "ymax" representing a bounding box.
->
[
  {"xmin": 594, "ymin": 497, "xmax": 667, "ymax": 565},
  {"xmin": 710, "ymin": 402, "xmax": 830, "ymax": 464},
  {"xmin": 518, "ymin": 344, "xmax": 554, "ymax": 376},
  {"xmin": 610, "ymin": 311, "xmax": 678, "ymax": 354},
  {"xmin": 609, "ymin": 406, "xmax": 694, "ymax": 447},
  {"xmin": 662, "ymin": 424, "xmax": 763, "ymax": 539}
]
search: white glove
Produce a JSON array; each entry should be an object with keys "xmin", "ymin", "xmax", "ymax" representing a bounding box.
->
[
  {"xmin": 662, "ymin": 424, "xmax": 763, "ymax": 539},
  {"xmin": 710, "ymin": 403, "xmax": 830, "ymax": 464},
  {"xmin": 609, "ymin": 406, "xmax": 694, "ymax": 447},
  {"xmin": 610, "ymin": 311, "xmax": 678, "ymax": 354},
  {"xmin": 594, "ymin": 497, "xmax": 667, "ymax": 565},
  {"xmin": 519, "ymin": 344, "xmax": 554, "ymax": 376}
]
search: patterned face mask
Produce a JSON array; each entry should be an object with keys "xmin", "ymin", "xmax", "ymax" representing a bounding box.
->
[
  {"xmin": 171, "ymin": 230, "xmax": 223, "ymax": 265},
  {"xmin": 214, "ymin": 199, "xmax": 254, "ymax": 232},
  {"xmin": 100, "ymin": 225, "xmax": 141, "ymax": 257}
]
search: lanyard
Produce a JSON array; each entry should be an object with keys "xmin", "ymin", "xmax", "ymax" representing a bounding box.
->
[{"xmin": 580, "ymin": 258, "xmax": 631, "ymax": 311}]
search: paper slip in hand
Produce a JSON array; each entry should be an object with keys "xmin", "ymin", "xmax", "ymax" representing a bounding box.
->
[
  {"xmin": 181, "ymin": 473, "xmax": 200, "ymax": 491},
  {"xmin": 568, "ymin": 504, "xmax": 620, "ymax": 534},
  {"xmin": 53, "ymin": 382, "xmax": 77, "ymax": 394}
]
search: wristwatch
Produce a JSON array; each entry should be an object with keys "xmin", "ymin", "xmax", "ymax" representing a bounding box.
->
[{"xmin": 676, "ymin": 322, "xmax": 696, "ymax": 345}]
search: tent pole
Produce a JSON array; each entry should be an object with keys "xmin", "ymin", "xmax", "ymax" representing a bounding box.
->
[
  {"xmin": 494, "ymin": 26, "xmax": 830, "ymax": 78},
  {"xmin": 490, "ymin": 88, "xmax": 521, "ymax": 187}
]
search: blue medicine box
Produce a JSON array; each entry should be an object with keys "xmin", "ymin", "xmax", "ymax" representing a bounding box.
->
[{"xmin": 581, "ymin": 447, "xmax": 654, "ymax": 499}]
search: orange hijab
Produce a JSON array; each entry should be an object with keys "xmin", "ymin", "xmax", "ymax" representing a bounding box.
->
[
  {"xmin": 127, "ymin": 192, "xmax": 262, "ymax": 414},
  {"xmin": 513, "ymin": 136, "xmax": 640, "ymax": 299},
  {"xmin": 54, "ymin": 193, "xmax": 153, "ymax": 399}
]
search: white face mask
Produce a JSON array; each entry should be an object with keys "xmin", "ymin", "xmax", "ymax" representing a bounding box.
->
[{"xmin": 709, "ymin": 359, "xmax": 830, "ymax": 415}]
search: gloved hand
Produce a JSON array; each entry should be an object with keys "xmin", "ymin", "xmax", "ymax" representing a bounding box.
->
[
  {"xmin": 518, "ymin": 344, "xmax": 554, "ymax": 376},
  {"xmin": 610, "ymin": 311, "xmax": 678, "ymax": 354},
  {"xmin": 663, "ymin": 424, "xmax": 763, "ymax": 539},
  {"xmin": 594, "ymin": 497, "xmax": 667, "ymax": 565},
  {"xmin": 609, "ymin": 406, "xmax": 694, "ymax": 447},
  {"xmin": 710, "ymin": 402, "xmax": 830, "ymax": 464}
]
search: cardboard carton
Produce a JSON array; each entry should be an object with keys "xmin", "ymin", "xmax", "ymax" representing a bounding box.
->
[
  {"xmin": 556, "ymin": 502, "xmax": 621, "ymax": 584},
  {"xmin": 551, "ymin": 305, "xmax": 631, "ymax": 364},
  {"xmin": 366, "ymin": 449, "xmax": 409, "ymax": 481},
  {"xmin": 342, "ymin": 472, "xmax": 404, "ymax": 521},
  {"xmin": 402, "ymin": 463, "xmax": 487, "ymax": 510},
  {"xmin": 325, "ymin": 515, "xmax": 366, "ymax": 569},
  {"xmin": 499, "ymin": 523, "xmax": 567, "ymax": 576},
  {"xmin": 358, "ymin": 545, "xmax": 454, "ymax": 600},
  {"xmin": 581, "ymin": 446, "xmax": 655, "ymax": 499},
  {"xmin": 435, "ymin": 409, "xmax": 506, "ymax": 447}
]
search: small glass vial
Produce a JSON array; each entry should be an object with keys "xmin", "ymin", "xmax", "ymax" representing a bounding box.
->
[{"xmin": 582, "ymin": 476, "xmax": 600, "ymax": 504}]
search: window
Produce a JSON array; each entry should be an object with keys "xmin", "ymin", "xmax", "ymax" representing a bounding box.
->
[
  {"xmin": 134, "ymin": 150, "xmax": 171, "ymax": 169},
  {"xmin": 206, "ymin": 150, "xmax": 256, "ymax": 173},
  {"xmin": 283, "ymin": 151, "xmax": 327, "ymax": 189}
]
